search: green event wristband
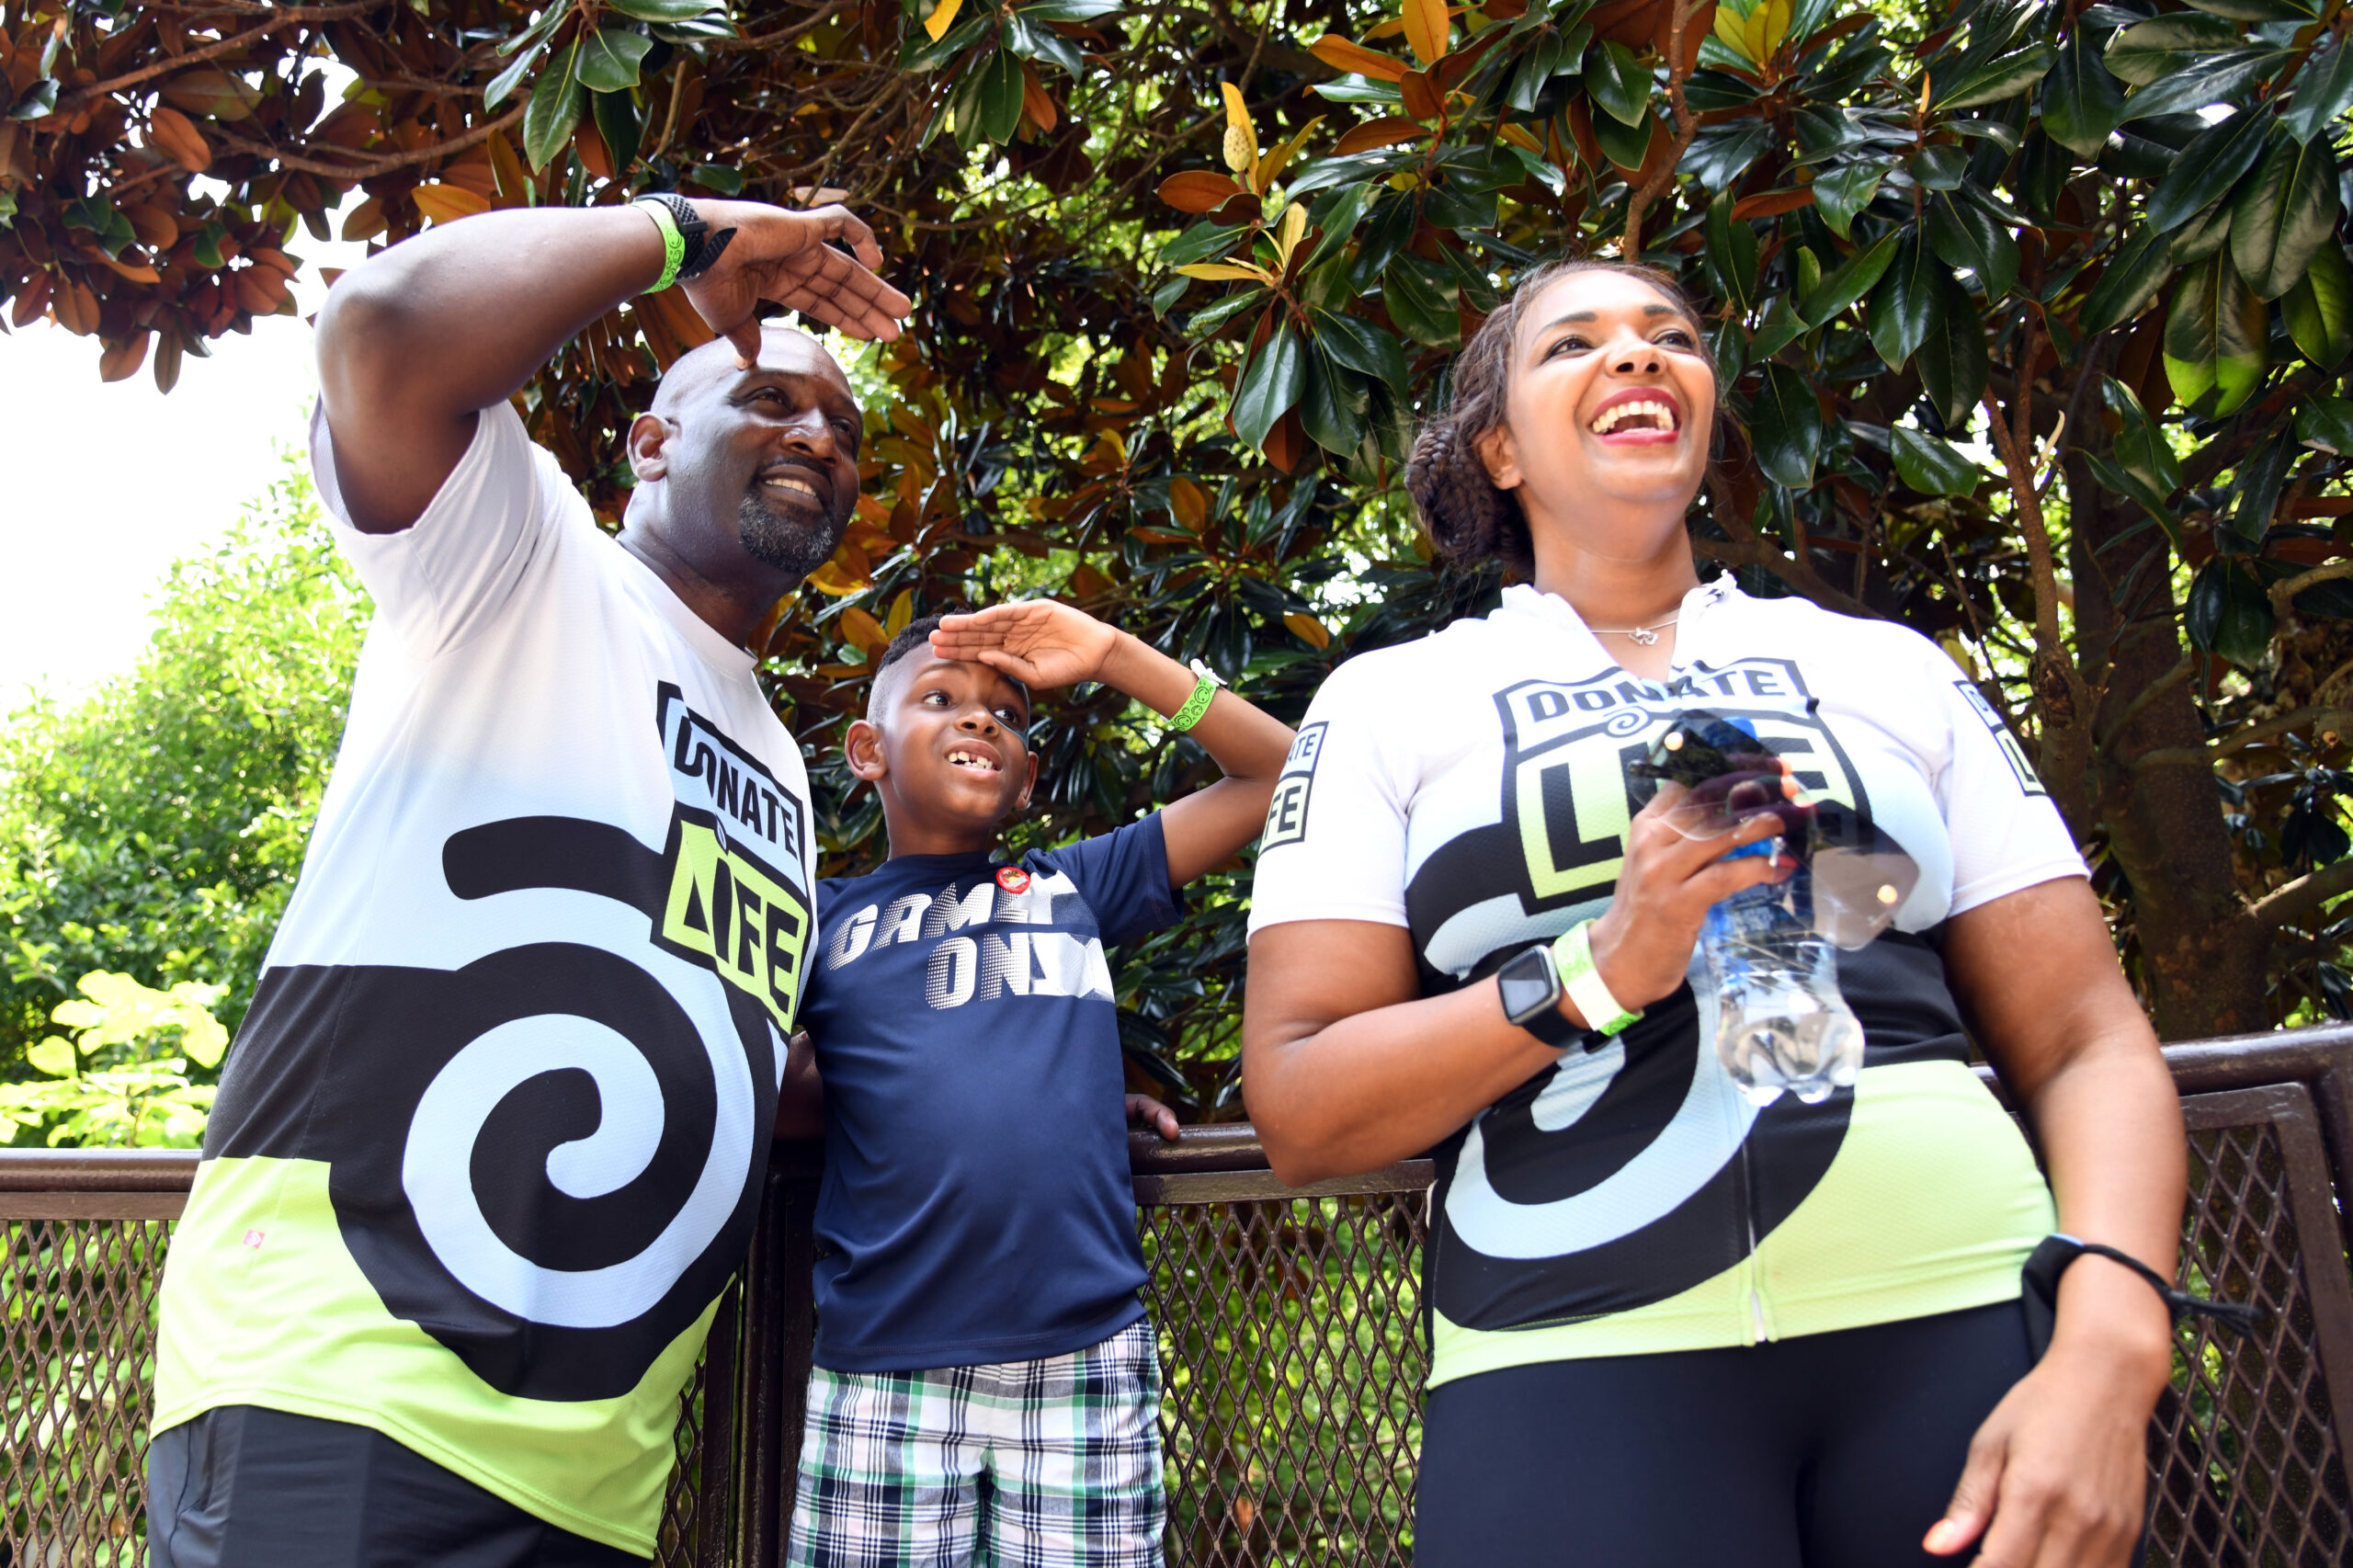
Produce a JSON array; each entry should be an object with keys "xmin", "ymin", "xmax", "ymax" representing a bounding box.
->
[
  {"xmin": 1552, "ymin": 920, "xmax": 1642, "ymax": 1036},
  {"xmin": 1167, "ymin": 674, "xmax": 1218, "ymax": 733},
  {"xmin": 633, "ymin": 197, "xmax": 687, "ymax": 292}
]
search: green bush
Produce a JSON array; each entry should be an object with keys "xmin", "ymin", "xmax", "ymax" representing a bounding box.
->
[{"xmin": 0, "ymin": 459, "xmax": 369, "ymax": 1085}]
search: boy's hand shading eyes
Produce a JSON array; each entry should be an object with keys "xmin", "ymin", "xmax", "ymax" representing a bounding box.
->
[
  {"xmin": 931, "ymin": 600, "xmax": 1121, "ymax": 689},
  {"xmin": 1125, "ymin": 1094, "xmax": 1181, "ymax": 1142}
]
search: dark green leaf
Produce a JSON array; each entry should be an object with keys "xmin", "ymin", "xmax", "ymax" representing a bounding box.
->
[
  {"xmin": 1710, "ymin": 321, "xmax": 1748, "ymax": 388},
  {"xmin": 2165, "ymin": 252, "xmax": 2268, "ymax": 415},
  {"xmin": 1867, "ymin": 234, "xmax": 1938, "ymax": 370},
  {"xmin": 1021, "ymin": 21, "xmax": 1086, "ymax": 78},
  {"xmin": 1915, "ymin": 271, "xmax": 1990, "ymax": 431},
  {"xmin": 1704, "ymin": 189, "xmax": 1759, "ymax": 312},
  {"xmin": 2284, "ymin": 242, "xmax": 2353, "ymax": 366},
  {"xmin": 1681, "ymin": 121, "xmax": 1774, "ymax": 189},
  {"xmin": 1892, "ymin": 426, "xmax": 1983, "ymax": 494},
  {"xmin": 606, "ymin": 0, "xmax": 722, "ymax": 19},
  {"xmin": 2171, "ymin": 199, "xmax": 2234, "ymax": 266},
  {"xmin": 1163, "ymin": 222, "xmax": 1247, "ymax": 268},
  {"xmin": 1312, "ymin": 308, "xmax": 1411, "ymax": 394},
  {"xmin": 2282, "ymin": 37, "xmax": 2353, "ymax": 143},
  {"xmin": 1939, "ymin": 40, "xmax": 2057, "ymax": 109},
  {"xmin": 1183, "ymin": 288, "xmax": 1265, "ymax": 335},
  {"xmin": 1506, "ymin": 28, "xmax": 1571, "ymax": 114},
  {"xmin": 592, "ymin": 87, "xmax": 643, "ymax": 171},
  {"xmin": 2040, "ymin": 27, "xmax": 2128, "ymax": 156},
  {"xmin": 1910, "ymin": 143, "xmax": 1969, "ymax": 190},
  {"xmin": 1810, "ymin": 162, "xmax": 1885, "ymax": 241},
  {"xmin": 2230, "ymin": 131, "xmax": 2343, "ymax": 300},
  {"xmin": 2079, "ymin": 226, "xmax": 2176, "ymax": 335},
  {"xmin": 1299, "ymin": 347, "xmax": 1368, "ymax": 455},
  {"xmin": 2224, "ymin": 432, "xmax": 2294, "ymax": 551},
  {"xmin": 1383, "ymin": 256, "xmax": 1461, "ymax": 348},
  {"xmin": 484, "ymin": 37, "xmax": 549, "ymax": 110},
  {"xmin": 1232, "ymin": 323, "xmax": 1306, "ymax": 451},
  {"xmin": 498, "ymin": 3, "xmax": 574, "ymax": 53},
  {"xmin": 1800, "ymin": 231, "xmax": 1898, "ymax": 324},
  {"xmin": 2105, "ymin": 15, "xmax": 2242, "ymax": 86},
  {"xmin": 2120, "ymin": 50, "xmax": 2292, "ymax": 125},
  {"xmin": 523, "ymin": 40, "xmax": 585, "ymax": 172},
  {"xmin": 901, "ymin": 13, "xmax": 992, "ymax": 71},
  {"xmin": 977, "ymin": 44, "xmax": 1026, "ymax": 144},
  {"xmin": 1592, "ymin": 104, "xmax": 1654, "ymax": 169},
  {"xmin": 2186, "ymin": 558, "xmax": 2276, "ymax": 667},
  {"xmin": 1301, "ymin": 184, "xmax": 1371, "ymax": 277},
  {"xmin": 576, "ymin": 26, "xmax": 652, "ymax": 93},
  {"xmin": 2294, "ymin": 393, "xmax": 2353, "ymax": 454},
  {"xmin": 1749, "ymin": 294, "xmax": 1810, "ymax": 360},
  {"xmin": 2146, "ymin": 108, "xmax": 2273, "ymax": 234},
  {"xmin": 2104, "ymin": 374, "xmax": 2184, "ymax": 492},
  {"xmin": 1749, "ymin": 364, "xmax": 1823, "ymax": 489},
  {"xmin": 2181, "ymin": 0, "xmax": 2313, "ymax": 19},
  {"xmin": 1589, "ymin": 40, "xmax": 1651, "ymax": 127},
  {"xmin": 2085, "ymin": 451, "xmax": 2185, "ymax": 540},
  {"xmin": 688, "ymin": 163, "xmax": 743, "ymax": 195},
  {"xmin": 1926, "ymin": 191, "xmax": 2018, "ymax": 300},
  {"xmin": 1017, "ymin": 0, "xmax": 1122, "ymax": 19},
  {"xmin": 2018, "ymin": 129, "xmax": 2071, "ymax": 219}
]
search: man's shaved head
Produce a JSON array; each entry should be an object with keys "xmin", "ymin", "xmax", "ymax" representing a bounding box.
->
[{"xmin": 653, "ymin": 323, "xmax": 847, "ymax": 416}]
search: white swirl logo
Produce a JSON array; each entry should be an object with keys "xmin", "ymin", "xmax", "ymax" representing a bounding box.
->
[{"xmin": 401, "ymin": 1008, "xmax": 755, "ymax": 1329}]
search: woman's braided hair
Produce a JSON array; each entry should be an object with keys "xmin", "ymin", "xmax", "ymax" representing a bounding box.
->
[{"xmin": 1407, "ymin": 258, "xmax": 1713, "ymax": 576}]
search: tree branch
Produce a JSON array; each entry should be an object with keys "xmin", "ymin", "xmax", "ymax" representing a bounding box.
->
[
  {"xmin": 1622, "ymin": 0, "xmax": 1703, "ymax": 256},
  {"xmin": 61, "ymin": 3, "xmax": 389, "ymax": 108},
  {"xmin": 208, "ymin": 102, "xmax": 523, "ymax": 180},
  {"xmin": 2135, "ymin": 705, "xmax": 2353, "ymax": 768},
  {"xmin": 2269, "ymin": 557, "xmax": 2353, "ymax": 620},
  {"xmin": 2247, "ymin": 854, "xmax": 2353, "ymax": 932}
]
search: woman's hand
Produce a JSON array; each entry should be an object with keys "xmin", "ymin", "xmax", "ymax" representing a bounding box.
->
[
  {"xmin": 1926, "ymin": 1314, "xmax": 2168, "ymax": 1567},
  {"xmin": 1583, "ymin": 778, "xmax": 1797, "ymax": 1014},
  {"xmin": 930, "ymin": 601, "xmax": 1120, "ymax": 689}
]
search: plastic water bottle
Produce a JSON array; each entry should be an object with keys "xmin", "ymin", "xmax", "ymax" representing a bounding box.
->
[{"xmin": 1702, "ymin": 840, "xmax": 1863, "ymax": 1106}]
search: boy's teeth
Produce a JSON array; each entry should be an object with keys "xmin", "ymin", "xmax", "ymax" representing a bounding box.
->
[{"xmin": 1591, "ymin": 399, "xmax": 1677, "ymax": 435}]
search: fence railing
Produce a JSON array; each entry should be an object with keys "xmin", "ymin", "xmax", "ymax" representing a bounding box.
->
[{"xmin": 6, "ymin": 1030, "xmax": 2353, "ymax": 1565}]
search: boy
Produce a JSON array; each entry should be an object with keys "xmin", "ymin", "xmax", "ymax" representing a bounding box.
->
[{"xmin": 783, "ymin": 599, "xmax": 1295, "ymax": 1567}]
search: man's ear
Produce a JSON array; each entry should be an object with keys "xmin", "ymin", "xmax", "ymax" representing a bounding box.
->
[
  {"xmin": 1013, "ymin": 750, "xmax": 1040, "ymax": 812},
  {"xmin": 845, "ymin": 717, "xmax": 889, "ymax": 784},
  {"xmin": 627, "ymin": 413, "xmax": 675, "ymax": 484},
  {"xmin": 1473, "ymin": 421, "xmax": 1523, "ymax": 492}
]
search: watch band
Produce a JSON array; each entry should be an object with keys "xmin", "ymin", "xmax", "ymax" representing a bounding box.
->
[
  {"xmin": 633, "ymin": 193, "xmax": 736, "ymax": 286},
  {"xmin": 1552, "ymin": 921, "xmax": 1643, "ymax": 1037},
  {"xmin": 633, "ymin": 196, "xmax": 688, "ymax": 291}
]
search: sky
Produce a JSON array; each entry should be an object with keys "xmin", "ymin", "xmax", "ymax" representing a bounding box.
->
[{"xmin": 0, "ymin": 247, "xmax": 361, "ymax": 706}]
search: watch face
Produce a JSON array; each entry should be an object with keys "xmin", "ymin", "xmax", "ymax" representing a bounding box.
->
[{"xmin": 1496, "ymin": 947, "xmax": 1559, "ymax": 1024}]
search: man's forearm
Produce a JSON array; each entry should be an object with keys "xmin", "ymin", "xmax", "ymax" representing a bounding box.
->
[{"xmin": 316, "ymin": 205, "xmax": 667, "ymax": 531}]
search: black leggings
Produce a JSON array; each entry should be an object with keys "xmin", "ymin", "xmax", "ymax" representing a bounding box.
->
[{"xmin": 1414, "ymin": 1301, "xmax": 2034, "ymax": 1568}]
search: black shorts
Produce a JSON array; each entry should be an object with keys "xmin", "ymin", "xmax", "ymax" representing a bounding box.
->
[
  {"xmin": 1414, "ymin": 1300, "xmax": 2039, "ymax": 1568},
  {"xmin": 146, "ymin": 1404, "xmax": 645, "ymax": 1567}
]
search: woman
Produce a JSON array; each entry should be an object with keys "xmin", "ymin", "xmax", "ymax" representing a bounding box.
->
[{"xmin": 1240, "ymin": 260, "xmax": 2184, "ymax": 1568}]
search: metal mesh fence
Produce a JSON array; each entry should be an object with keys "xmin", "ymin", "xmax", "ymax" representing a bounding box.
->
[
  {"xmin": 1, "ymin": 1219, "xmax": 168, "ymax": 1566},
  {"xmin": 1140, "ymin": 1187, "xmax": 1428, "ymax": 1568},
  {"xmin": 2145, "ymin": 1115, "xmax": 2353, "ymax": 1568}
]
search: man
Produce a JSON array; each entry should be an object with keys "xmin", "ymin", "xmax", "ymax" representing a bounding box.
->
[{"xmin": 144, "ymin": 196, "xmax": 909, "ymax": 1565}]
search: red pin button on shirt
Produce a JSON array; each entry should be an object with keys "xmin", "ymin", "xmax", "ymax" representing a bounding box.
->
[{"xmin": 995, "ymin": 866, "xmax": 1030, "ymax": 894}]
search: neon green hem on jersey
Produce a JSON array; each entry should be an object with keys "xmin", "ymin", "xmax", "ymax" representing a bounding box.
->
[
  {"xmin": 1428, "ymin": 1059, "xmax": 2056, "ymax": 1387},
  {"xmin": 154, "ymin": 1155, "xmax": 717, "ymax": 1558}
]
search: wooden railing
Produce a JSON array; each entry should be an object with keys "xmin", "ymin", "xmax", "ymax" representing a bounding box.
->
[{"xmin": 6, "ymin": 1030, "xmax": 2353, "ymax": 1565}]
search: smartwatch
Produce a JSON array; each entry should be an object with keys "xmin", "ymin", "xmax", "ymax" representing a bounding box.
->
[{"xmin": 1496, "ymin": 944, "xmax": 1586, "ymax": 1049}]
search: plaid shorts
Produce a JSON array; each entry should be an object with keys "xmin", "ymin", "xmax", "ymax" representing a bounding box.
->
[{"xmin": 787, "ymin": 1317, "xmax": 1165, "ymax": 1568}]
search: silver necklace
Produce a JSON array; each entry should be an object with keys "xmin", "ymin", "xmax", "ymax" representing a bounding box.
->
[{"xmin": 1586, "ymin": 613, "xmax": 1679, "ymax": 646}]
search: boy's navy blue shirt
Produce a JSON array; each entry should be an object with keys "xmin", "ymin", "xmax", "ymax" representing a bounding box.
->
[{"xmin": 799, "ymin": 814, "xmax": 1180, "ymax": 1372}]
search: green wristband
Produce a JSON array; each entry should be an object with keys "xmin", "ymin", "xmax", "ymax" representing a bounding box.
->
[
  {"xmin": 1552, "ymin": 920, "xmax": 1643, "ymax": 1037},
  {"xmin": 1167, "ymin": 674, "xmax": 1218, "ymax": 733},
  {"xmin": 634, "ymin": 197, "xmax": 687, "ymax": 292}
]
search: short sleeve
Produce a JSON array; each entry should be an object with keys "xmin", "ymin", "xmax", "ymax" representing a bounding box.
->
[
  {"xmin": 1936, "ymin": 670, "xmax": 2089, "ymax": 917},
  {"xmin": 1038, "ymin": 815, "xmax": 1180, "ymax": 948},
  {"xmin": 1245, "ymin": 658, "xmax": 1413, "ymax": 936},
  {"xmin": 309, "ymin": 399, "xmax": 577, "ymax": 656}
]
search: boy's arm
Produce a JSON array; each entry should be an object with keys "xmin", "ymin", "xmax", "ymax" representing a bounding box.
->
[
  {"xmin": 930, "ymin": 603, "xmax": 1295, "ymax": 886},
  {"xmin": 774, "ymin": 1030, "xmax": 824, "ymax": 1140}
]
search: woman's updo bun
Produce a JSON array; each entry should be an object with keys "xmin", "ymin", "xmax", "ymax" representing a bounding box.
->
[{"xmin": 1406, "ymin": 258, "xmax": 1711, "ymax": 576}]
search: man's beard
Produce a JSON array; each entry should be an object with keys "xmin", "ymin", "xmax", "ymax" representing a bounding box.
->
[{"xmin": 736, "ymin": 489, "xmax": 847, "ymax": 579}]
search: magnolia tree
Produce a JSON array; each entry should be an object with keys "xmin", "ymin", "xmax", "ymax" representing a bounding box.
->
[{"xmin": 4, "ymin": 0, "xmax": 2351, "ymax": 1094}]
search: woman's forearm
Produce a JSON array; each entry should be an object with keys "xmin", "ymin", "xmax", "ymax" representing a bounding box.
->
[{"xmin": 1244, "ymin": 926, "xmax": 1565, "ymax": 1185}]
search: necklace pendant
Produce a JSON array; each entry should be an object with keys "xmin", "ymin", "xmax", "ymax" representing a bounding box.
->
[{"xmin": 1629, "ymin": 626, "xmax": 1660, "ymax": 645}]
